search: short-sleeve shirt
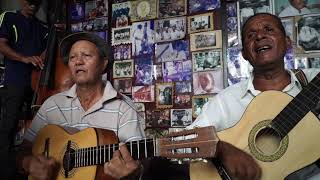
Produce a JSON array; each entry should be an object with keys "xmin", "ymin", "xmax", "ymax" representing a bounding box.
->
[
  {"xmin": 24, "ymin": 81, "xmax": 145, "ymax": 143},
  {"xmin": 0, "ymin": 11, "xmax": 48, "ymax": 87}
]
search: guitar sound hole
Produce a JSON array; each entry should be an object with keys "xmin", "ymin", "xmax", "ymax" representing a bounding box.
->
[
  {"xmin": 63, "ymin": 148, "xmax": 75, "ymax": 176},
  {"xmin": 255, "ymin": 127, "xmax": 281, "ymax": 156}
]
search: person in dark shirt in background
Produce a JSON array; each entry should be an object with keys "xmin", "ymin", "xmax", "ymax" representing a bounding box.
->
[{"xmin": 0, "ymin": 0, "xmax": 48, "ymax": 178}]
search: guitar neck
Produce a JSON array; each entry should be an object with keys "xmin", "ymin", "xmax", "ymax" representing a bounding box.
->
[{"xmin": 74, "ymin": 138, "xmax": 157, "ymax": 168}]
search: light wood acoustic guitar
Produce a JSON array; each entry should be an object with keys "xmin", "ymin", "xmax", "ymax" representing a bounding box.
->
[
  {"xmin": 190, "ymin": 73, "xmax": 320, "ymax": 180},
  {"xmin": 30, "ymin": 125, "xmax": 218, "ymax": 180}
]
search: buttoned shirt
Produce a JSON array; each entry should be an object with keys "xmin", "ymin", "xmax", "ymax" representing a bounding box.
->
[{"xmin": 279, "ymin": 4, "xmax": 311, "ymax": 17}]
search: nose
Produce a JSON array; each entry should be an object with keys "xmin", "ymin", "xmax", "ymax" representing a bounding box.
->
[
  {"xmin": 73, "ymin": 55, "xmax": 85, "ymax": 66},
  {"xmin": 255, "ymin": 29, "xmax": 266, "ymax": 41}
]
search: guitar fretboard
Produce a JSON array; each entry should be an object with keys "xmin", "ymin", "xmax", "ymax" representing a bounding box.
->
[
  {"xmin": 271, "ymin": 73, "xmax": 320, "ymax": 138},
  {"xmin": 73, "ymin": 138, "xmax": 156, "ymax": 168}
]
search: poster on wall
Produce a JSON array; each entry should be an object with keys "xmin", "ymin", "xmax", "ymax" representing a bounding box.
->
[
  {"xmin": 274, "ymin": 0, "xmax": 320, "ymax": 17},
  {"xmin": 159, "ymin": 0, "xmax": 187, "ymax": 18},
  {"xmin": 131, "ymin": 0, "xmax": 158, "ymax": 22},
  {"xmin": 112, "ymin": 2, "xmax": 131, "ymax": 27},
  {"xmin": 297, "ymin": 14, "xmax": 320, "ymax": 52}
]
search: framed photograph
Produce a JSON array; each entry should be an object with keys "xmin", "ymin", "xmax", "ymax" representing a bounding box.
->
[
  {"xmin": 309, "ymin": 57, "xmax": 320, "ymax": 68},
  {"xmin": 132, "ymin": 85, "xmax": 155, "ymax": 102},
  {"xmin": 96, "ymin": 0, "xmax": 108, "ymax": 17},
  {"xmin": 131, "ymin": 21, "xmax": 154, "ymax": 57},
  {"xmin": 192, "ymin": 95, "xmax": 213, "ymax": 118},
  {"xmin": 146, "ymin": 109, "xmax": 170, "ymax": 128},
  {"xmin": 134, "ymin": 103, "xmax": 145, "ymax": 112},
  {"xmin": 135, "ymin": 58, "xmax": 153, "ymax": 86},
  {"xmin": 175, "ymin": 81, "xmax": 192, "ymax": 93},
  {"xmin": 156, "ymin": 83, "xmax": 174, "ymax": 109},
  {"xmin": 227, "ymin": 47, "xmax": 250, "ymax": 85},
  {"xmin": 190, "ymin": 30, "xmax": 222, "ymax": 51},
  {"xmin": 93, "ymin": 17, "xmax": 108, "ymax": 31},
  {"xmin": 152, "ymin": 64, "xmax": 163, "ymax": 81},
  {"xmin": 238, "ymin": 0, "xmax": 272, "ymax": 27},
  {"xmin": 294, "ymin": 56, "xmax": 309, "ymax": 69},
  {"xmin": 85, "ymin": 0, "xmax": 97, "ymax": 20},
  {"xmin": 94, "ymin": 31, "xmax": 107, "ymax": 41},
  {"xmin": 297, "ymin": 14, "xmax": 320, "ymax": 52},
  {"xmin": 113, "ymin": 78, "xmax": 132, "ymax": 94},
  {"xmin": 159, "ymin": 0, "xmax": 186, "ymax": 18},
  {"xmin": 112, "ymin": 2, "xmax": 131, "ymax": 28},
  {"xmin": 189, "ymin": 0, "xmax": 220, "ymax": 14},
  {"xmin": 112, "ymin": 26, "xmax": 131, "ymax": 46},
  {"xmin": 155, "ymin": 17, "xmax": 186, "ymax": 42},
  {"xmin": 226, "ymin": 2, "xmax": 237, "ymax": 17},
  {"xmin": 281, "ymin": 17, "xmax": 295, "ymax": 44},
  {"xmin": 274, "ymin": 0, "xmax": 320, "ymax": 17},
  {"xmin": 70, "ymin": 2, "xmax": 85, "ymax": 22},
  {"xmin": 192, "ymin": 49, "xmax": 222, "ymax": 72},
  {"xmin": 113, "ymin": 59, "xmax": 134, "ymax": 78},
  {"xmin": 284, "ymin": 47, "xmax": 294, "ymax": 70},
  {"xmin": 193, "ymin": 70, "xmax": 223, "ymax": 95},
  {"xmin": 113, "ymin": 44, "xmax": 132, "ymax": 61},
  {"xmin": 188, "ymin": 12, "xmax": 214, "ymax": 34},
  {"xmin": 131, "ymin": 0, "xmax": 157, "ymax": 22},
  {"xmin": 174, "ymin": 94, "xmax": 191, "ymax": 108},
  {"xmin": 71, "ymin": 22, "xmax": 83, "ymax": 32},
  {"xmin": 83, "ymin": 20, "xmax": 94, "ymax": 31},
  {"xmin": 162, "ymin": 60, "xmax": 192, "ymax": 82},
  {"xmin": 155, "ymin": 40, "xmax": 189, "ymax": 62},
  {"xmin": 171, "ymin": 109, "xmax": 192, "ymax": 127}
]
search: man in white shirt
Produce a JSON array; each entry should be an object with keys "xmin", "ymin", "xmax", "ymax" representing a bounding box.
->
[{"xmin": 279, "ymin": 0, "xmax": 311, "ymax": 17}]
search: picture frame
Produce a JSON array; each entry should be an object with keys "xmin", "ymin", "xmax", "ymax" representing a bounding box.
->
[
  {"xmin": 156, "ymin": 82, "xmax": 174, "ymax": 109},
  {"xmin": 113, "ymin": 44, "xmax": 132, "ymax": 61},
  {"xmin": 192, "ymin": 95, "xmax": 213, "ymax": 118},
  {"xmin": 112, "ymin": 2, "xmax": 131, "ymax": 28},
  {"xmin": 135, "ymin": 57, "xmax": 154, "ymax": 86},
  {"xmin": 162, "ymin": 60, "xmax": 192, "ymax": 82},
  {"xmin": 192, "ymin": 49, "xmax": 222, "ymax": 72},
  {"xmin": 155, "ymin": 17, "xmax": 186, "ymax": 43},
  {"xmin": 281, "ymin": 17, "xmax": 295, "ymax": 44},
  {"xmin": 175, "ymin": 81, "xmax": 192, "ymax": 93},
  {"xmin": 274, "ymin": 0, "xmax": 320, "ymax": 18},
  {"xmin": 193, "ymin": 70, "xmax": 224, "ymax": 95},
  {"xmin": 113, "ymin": 59, "xmax": 134, "ymax": 78},
  {"xmin": 146, "ymin": 109, "xmax": 171, "ymax": 128},
  {"xmin": 69, "ymin": 2, "xmax": 85, "ymax": 22},
  {"xmin": 297, "ymin": 14, "xmax": 320, "ymax": 52},
  {"xmin": 71, "ymin": 22, "xmax": 83, "ymax": 32},
  {"xmin": 134, "ymin": 103, "xmax": 145, "ymax": 112},
  {"xmin": 158, "ymin": 0, "xmax": 186, "ymax": 18},
  {"xmin": 131, "ymin": 21, "xmax": 155, "ymax": 57},
  {"xmin": 190, "ymin": 30, "xmax": 222, "ymax": 51},
  {"xmin": 113, "ymin": 78, "xmax": 132, "ymax": 94},
  {"xmin": 152, "ymin": 64, "xmax": 163, "ymax": 81},
  {"xmin": 226, "ymin": 2, "xmax": 237, "ymax": 18},
  {"xmin": 83, "ymin": 20, "xmax": 94, "ymax": 31},
  {"xmin": 294, "ymin": 56, "xmax": 309, "ymax": 69},
  {"xmin": 132, "ymin": 85, "xmax": 155, "ymax": 102},
  {"xmin": 155, "ymin": 40, "xmax": 189, "ymax": 62},
  {"xmin": 174, "ymin": 94, "xmax": 192, "ymax": 108},
  {"xmin": 188, "ymin": 12, "xmax": 214, "ymax": 34},
  {"xmin": 96, "ymin": 0, "xmax": 108, "ymax": 17},
  {"xmin": 284, "ymin": 47, "xmax": 294, "ymax": 70},
  {"xmin": 309, "ymin": 57, "xmax": 320, "ymax": 68},
  {"xmin": 112, "ymin": 26, "xmax": 131, "ymax": 46},
  {"xmin": 131, "ymin": 0, "xmax": 157, "ymax": 22},
  {"xmin": 188, "ymin": 0, "xmax": 220, "ymax": 14},
  {"xmin": 171, "ymin": 109, "xmax": 192, "ymax": 127},
  {"xmin": 227, "ymin": 47, "xmax": 250, "ymax": 85},
  {"xmin": 93, "ymin": 17, "xmax": 108, "ymax": 31}
]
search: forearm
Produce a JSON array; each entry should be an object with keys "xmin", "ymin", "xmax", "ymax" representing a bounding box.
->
[
  {"xmin": 16, "ymin": 140, "xmax": 33, "ymax": 174},
  {"xmin": 0, "ymin": 39, "xmax": 26, "ymax": 63}
]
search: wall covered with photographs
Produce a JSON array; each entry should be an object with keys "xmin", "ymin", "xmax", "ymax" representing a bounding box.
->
[{"xmin": 110, "ymin": 0, "xmax": 223, "ymax": 136}]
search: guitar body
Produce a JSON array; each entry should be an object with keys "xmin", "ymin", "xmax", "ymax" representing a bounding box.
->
[
  {"xmin": 30, "ymin": 124, "xmax": 117, "ymax": 180},
  {"xmin": 190, "ymin": 91, "xmax": 320, "ymax": 180}
]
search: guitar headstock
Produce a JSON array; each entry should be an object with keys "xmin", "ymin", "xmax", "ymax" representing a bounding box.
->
[{"xmin": 157, "ymin": 126, "xmax": 219, "ymax": 159}]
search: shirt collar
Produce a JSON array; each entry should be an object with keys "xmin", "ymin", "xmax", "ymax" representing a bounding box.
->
[{"xmin": 240, "ymin": 69, "xmax": 302, "ymax": 98}]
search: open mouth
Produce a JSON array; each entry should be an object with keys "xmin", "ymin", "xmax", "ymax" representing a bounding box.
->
[
  {"xmin": 256, "ymin": 45, "xmax": 272, "ymax": 54},
  {"xmin": 75, "ymin": 69, "xmax": 86, "ymax": 74}
]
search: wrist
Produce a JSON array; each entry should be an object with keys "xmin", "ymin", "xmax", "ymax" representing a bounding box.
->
[{"xmin": 21, "ymin": 156, "xmax": 32, "ymax": 174}]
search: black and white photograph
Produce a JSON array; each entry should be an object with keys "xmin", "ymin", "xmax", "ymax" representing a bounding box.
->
[
  {"xmin": 281, "ymin": 17, "xmax": 295, "ymax": 43},
  {"xmin": 156, "ymin": 83, "xmax": 174, "ymax": 108},
  {"xmin": 113, "ymin": 44, "xmax": 131, "ymax": 60},
  {"xmin": 189, "ymin": 0, "xmax": 220, "ymax": 14},
  {"xmin": 113, "ymin": 78, "xmax": 132, "ymax": 94},
  {"xmin": 93, "ymin": 17, "xmax": 108, "ymax": 31},
  {"xmin": 284, "ymin": 47, "xmax": 294, "ymax": 69},
  {"xmin": 85, "ymin": 0, "xmax": 97, "ymax": 20},
  {"xmin": 135, "ymin": 58, "xmax": 153, "ymax": 86},
  {"xmin": 70, "ymin": 2, "xmax": 85, "ymax": 22},
  {"xmin": 190, "ymin": 30, "xmax": 222, "ymax": 51},
  {"xmin": 275, "ymin": 0, "xmax": 320, "ymax": 18},
  {"xmin": 113, "ymin": 59, "xmax": 134, "ymax": 78},
  {"xmin": 192, "ymin": 49, "xmax": 222, "ymax": 72},
  {"xmin": 96, "ymin": 0, "xmax": 108, "ymax": 17},
  {"xmin": 193, "ymin": 70, "xmax": 223, "ymax": 95},
  {"xmin": 175, "ymin": 81, "xmax": 192, "ymax": 93},
  {"xmin": 297, "ymin": 14, "xmax": 320, "ymax": 52},
  {"xmin": 112, "ymin": 26, "xmax": 131, "ymax": 45},
  {"xmin": 155, "ymin": 17, "xmax": 186, "ymax": 42},
  {"xmin": 131, "ymin": 0, "xmax": 158, "ymax": 22},
  {"xmin": 155, "ymin": 40, "xmax": 189, "ymax": 62},
  {"xmin": 294, "ymin": 57, "xmax": 309, "ymax": 69},
  {"xmin": 71, "ymin": 22, "xmax": 83, "ymax": 32},
  {"xmin": 309, "ymin": 57, "xmax": 320, "ymax": 68},
  {"xmin": 171, "ymin": 109, "xmax": 192, "ymax": 127},
  {"xmin": 188, "ymin": 13, "xmax": 214, "ymax": 34},
  {"xmin": 163, "ymin": 60, "xmax": 192, "ymax": 82},
  {"xmin": 152, "ymin": 64, "xmax": 163, "ymax": 81},
  {"xmin": 112, "ymin": 2, "xmax": 131, "ymax": 27},
  {"xmin": 192, "ymin": 95, "xmax": 213, "ymax": 118},
  {"xmin": 131, "ymin": 21, "xmax": 154, "ymax": 57},
  {"xmin": 227, "ymin": 2, "xmax": 237, "ymax": 17},
  {"xmin": 239, "ymin": 0, "xmax": 272, "ymax": 27},
  {"xmin": 159, "ymin": 0, "xmax": 186, "ymax": 18}
]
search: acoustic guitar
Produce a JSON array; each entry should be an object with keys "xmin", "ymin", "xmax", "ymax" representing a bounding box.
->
[
  {"xmin": 30, "ymin": 125, "xmax": 218, "ymax": 180},
  {"xmin": 190, "ymin": 73, "xmax": 320, "ymax": 180}
]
